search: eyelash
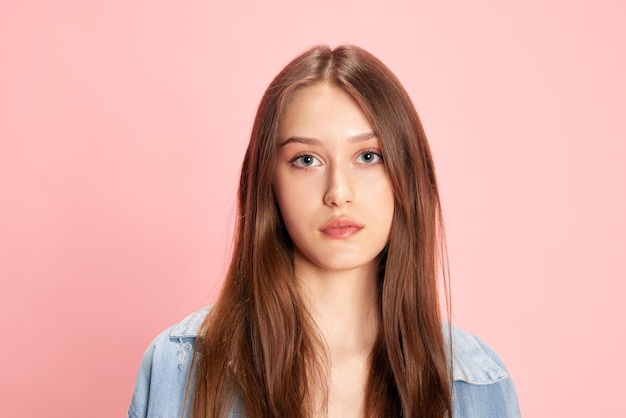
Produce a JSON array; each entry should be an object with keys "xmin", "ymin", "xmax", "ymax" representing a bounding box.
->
[{"xmin": 288, "ymin": 149, "xmax": 383, "ymax": 169}]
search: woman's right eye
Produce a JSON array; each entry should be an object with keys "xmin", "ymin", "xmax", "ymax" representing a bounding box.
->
[{"xmin": 291, "ymin": 154, "xmax": 321, "ymax": 168}]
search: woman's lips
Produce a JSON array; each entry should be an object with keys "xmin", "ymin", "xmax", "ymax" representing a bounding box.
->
[{"xmin": 320, "ymin": 218, "xmax": 363, "ymax": 239}]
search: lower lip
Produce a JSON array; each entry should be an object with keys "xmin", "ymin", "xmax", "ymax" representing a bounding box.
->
[{"xmin": 321, "ymin": 226, "xmax": 362, "ymax": 239}]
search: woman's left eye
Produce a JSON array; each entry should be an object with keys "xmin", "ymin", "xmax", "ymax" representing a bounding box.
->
[{"xmin": 356, "ymin": 151, "xmax": 382, "ymax": 164}]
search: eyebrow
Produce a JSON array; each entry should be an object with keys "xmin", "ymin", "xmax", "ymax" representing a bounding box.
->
[{"xmin": 279, "ymin": 132, "xmax": 378, "ymax": 147}]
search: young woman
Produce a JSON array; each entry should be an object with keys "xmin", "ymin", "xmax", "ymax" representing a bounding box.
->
[{"xmin": 129, "ymin": 45, "xmax": 520, "ymax": 418}]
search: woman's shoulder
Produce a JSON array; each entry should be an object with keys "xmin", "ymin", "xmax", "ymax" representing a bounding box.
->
[
  {"xmin": 128, "ymin": 306, "xmax": 213, "ymax": 418},
  {"xmin": 444, "ymin": 323, "xmax": 521, "ymax": 417},
  {"xmin": 136, "ymin": 305, "xmax": 213, "ymax": 375},
  {"xmin": 444, "ymin": 322, "xmax": 510, "ymax": 384}
]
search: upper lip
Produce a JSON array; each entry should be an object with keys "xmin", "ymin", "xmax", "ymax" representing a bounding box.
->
[{"xmin": 319, "ymin": 217, "xmax": 363, "ymax": 231}]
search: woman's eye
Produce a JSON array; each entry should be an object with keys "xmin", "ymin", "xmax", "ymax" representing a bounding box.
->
[
  {"xmin": 356, "ymin": 151, "xmax": 382, "ymax": 164},
  {"xmin": 292, "ymin": 154, "xmax": 321, "ymax": 168}
]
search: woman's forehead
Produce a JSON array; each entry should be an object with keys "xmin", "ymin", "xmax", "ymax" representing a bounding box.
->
[{"xmin": 277, "ymin": 83, "xmax": 374, "ymax": 142}]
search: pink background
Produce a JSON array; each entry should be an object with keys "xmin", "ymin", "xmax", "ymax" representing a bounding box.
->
[{"xmin": 1, "ymin": 0, "xmax": 624, "ymax": 416}]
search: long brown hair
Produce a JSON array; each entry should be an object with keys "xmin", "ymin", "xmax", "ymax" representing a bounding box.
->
[{"xmin": 190, "ymin": 45, "xmax": 451, "ymax": 418}]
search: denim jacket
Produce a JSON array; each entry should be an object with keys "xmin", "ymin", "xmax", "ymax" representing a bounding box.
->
[{"xmin": 129, "ymin": 306, "xmax": 520, "ymax": 417}]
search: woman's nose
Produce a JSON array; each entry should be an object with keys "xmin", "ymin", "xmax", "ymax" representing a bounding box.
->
[{"xmin": 323, "ymin": 165, "xmax": 354, "ymax": 207}]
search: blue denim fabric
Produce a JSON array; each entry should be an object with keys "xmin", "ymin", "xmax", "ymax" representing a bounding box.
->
[{"xmin": 129, "ymin": 306, "xmax": 520, "ymax": 417}]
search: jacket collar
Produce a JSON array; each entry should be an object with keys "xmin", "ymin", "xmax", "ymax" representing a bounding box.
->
[{"xmin": 169, "ymin": 305, "xmax": 211, "ymax": 338}]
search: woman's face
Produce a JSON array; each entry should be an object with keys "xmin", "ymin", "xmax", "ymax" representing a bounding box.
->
[{"xmin": 273, "ymin": 83, "xmax": 394, "ymax": 276}]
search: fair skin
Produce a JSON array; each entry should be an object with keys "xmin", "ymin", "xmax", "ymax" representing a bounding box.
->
[{"xmin": 272, "ymin": 82, "xmax": 395, "ymax": 417}]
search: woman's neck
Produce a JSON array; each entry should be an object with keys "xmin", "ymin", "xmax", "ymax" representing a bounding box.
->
[
  {"xmin": 295, "ymin": 254, "xmax": 380, "ymax": 418},
  {"xmin": 295, "ymin": 256, "xmax": 381, "ymax": 353}
]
